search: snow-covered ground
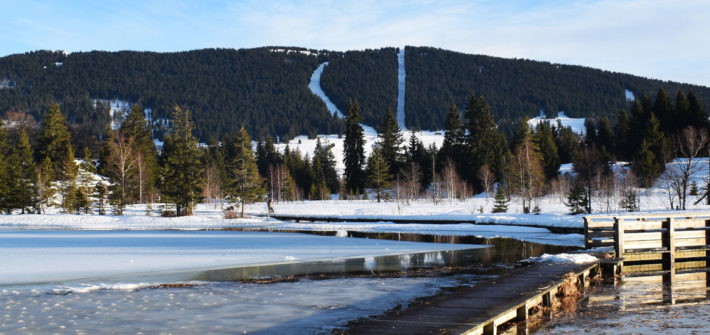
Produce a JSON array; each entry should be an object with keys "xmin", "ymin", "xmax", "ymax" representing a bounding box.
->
[
  {"xmin": 275, "ymin": 130, "xmax": 444, "ymax": 174},
  {"xmin": 528, "ymin": 111, "xmax": 586, "ymax": 135}
]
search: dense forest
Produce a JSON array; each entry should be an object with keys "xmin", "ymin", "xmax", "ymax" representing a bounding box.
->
[
  {"xmin": 0, "ymin": 48, "xmax": 341, "ymax": 141},
  {"xmin": 1, "ymin": 46, "xmax": 709, "ymax": 143},
  {"xmin": 404, "ymin": 46, "xmax": 710, "ymax": 134},
  {"xmin": 319, "ymin": 48, "xmax": 398, "ymax": 128}
]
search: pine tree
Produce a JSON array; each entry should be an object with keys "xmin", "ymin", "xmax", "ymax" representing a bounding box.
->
[
  {"xmin": 534, "ymin": 122, "xmax": 560, "ymax": 180},
  {"xmin": 60, "ymin": 144, "xmax": 78, "ymax": 214},
  {"xmin": 439, "ymin": 102, "xmax": 465, "ymax": 166},
  {"xmin": 0, "ymin": 125, "xmax": 10, "ymax": 213},
  {"xmin": 36, "ymin": 156, "xmax": 56, "ymax": 213},
  {"xmin": 366, "ymin": 147, "xmax": 392, "ymax": 202},
  {"xmin": 491, "ymin": 185, "xmax": 508, "ymax": 213},
  {"xmin": 160, "ymin": 107, "xmax": 204, "ymax": 216},
  {"xmin": 464, "ymin": 93, "xmax": 505, "ymax": 191},
  {"xmin": 38, "ymin": 103, "xmax": 74, "ymax": 181},
  {"xmin": 565, "ymin": 177, "xmax": 587, "ymax": 214},
  {"xmin": 76, "ymin": 147, "xmax": 95, "ymax": 214},
  {"xmin": 653, "ymin": 87, "xmax": 673, "ymax": 134},
  {"xmin": 94, "ymin": 181, "xmax": 107, "ymax": 215},
  {"xmin": 377, "ymin": 108, "xmax": 404, "ymax": 176},
  {"xmin": 613, "ymin": 109, "xmax": 632, "ymax": 161},
  {"xmin": 15, "ymin": 129, "xmax": 37, "ymax": 213},
  {"xmin": 312, "ymin": 138, "xmax": 339, "ymax": 194},
  {"xmin": 120, "ymin": 105, "xmax": 158, "ymax": 202},
  {"xmin": 632, "ymin": 140, "xmax": 659, "ymax": 188},
  {"xmin": 344, "ymin": 100, "xmax": 365, "ymax": 194},
  {"xmin": 675, "ymin": 89, "xmax": 691, "ymax": 134},
  {"xmin": 687, "ymin": 91, "xmax": 708, "ymax": 131},
  {"xmin": 226, "ymin": 126, "xmax": 263, "ymax": 218}
]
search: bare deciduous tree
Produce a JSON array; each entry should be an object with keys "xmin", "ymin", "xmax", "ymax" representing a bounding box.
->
[{"xmin": 666, "ymin": 127, "xmax": 708, "ymax": 210}]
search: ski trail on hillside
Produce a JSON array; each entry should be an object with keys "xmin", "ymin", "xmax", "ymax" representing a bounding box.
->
[
  {"xmin": 309, "ymin": 62, "xmax": 345, "ymax": 119},
  {"xmin": 309, "ymin": 62, "xmax": 377, "ymax": 135},
  {"xmin": 396, "ymin": 48, "xmax": 406, "ymax": 130}
]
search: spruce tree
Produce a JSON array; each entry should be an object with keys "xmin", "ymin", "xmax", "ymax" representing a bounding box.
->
[
  {"xmin": 0, "ymin": 126, "xmax": 9, "ymax": 213},
  {"xmin": 36, "ymin": 156, "xmax": 56, "ymax": 213},
  {"xmin": 15, "ymin": 129, "xmax": 37, "ymax": 214},
  {"xmin": 226, "ymin": 126, "xmax": 263, "ymax": 218},
  {"xmin": 464, "ymin": 93, "xmax": 504, "ymax": 191},
  {"xmin": 366, "ymin": 147, "xmax": 392, "ymax": 202},
  {"xmin": 653, "ymin": 87, "xmax": 673, "ymax": 134},
  {"xmin": 38, "ymin": 103, "xmax": 74, "ymax": 181},
  {"xmin": 120, "ymin": 105, "xmax": 158, "ymax": 202},
  {"xmin": 343, "ymin": 100, "xmax": 365, "ymax": 195},
  {"xmin": 632, "ymin": 140, "xmax": 659, "ymax": 188},
  {"xmin": 491, "ymin": 185, "xmax": 508, "ymax": 213},
  {"xmin": 534, "ymin": 122, "xmax": 560, "ymax": 180},
  {"xmin": 565, "ymin": 177, "xmax": 587, "ymax": 214},
  {"xmin": 675, "ymin": 89, "xmax": 691, "ymax": 134},
  {"xmin": 377, "ymin": 108, "xmax": 404, "ymax": 176},
  {"xmin": 160, "ymin": 107, "xmax": 204, "ymax": 216},
  {"xmin": 312, "ymin": 138, "xmax": 339, "ymax": 194},
  {"xmin": 613, "ymin": 109, "xmax": 631, "ymax": 161}
]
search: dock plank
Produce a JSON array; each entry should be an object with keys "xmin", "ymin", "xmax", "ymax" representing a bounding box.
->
[{"xmin": 344, "ymin": 262, "xmax": 595, "ymax": 334}]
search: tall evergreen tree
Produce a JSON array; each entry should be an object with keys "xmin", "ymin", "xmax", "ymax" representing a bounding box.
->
[
  {"xmin": 438, "ymin": 102, "xmax": 465, "ymax": 174},
  {"xmin": 613, "ymin": 109, "xmax": 632, "ymax": 161},
  {"xmin": 120, "ymin": 105, "xmax": 158, "ymax": 202},
  {"xmin": 160, "ymin": 107, "xmax": 204, "ymax": 216},
  {"xmin": 632, "ymin": 140, "xmax": 659, "ymax": 188},
  {"xmin": 366, "ymin": 147, "xmax": 392, "ymax": 202},
  {"xmin": 675, "ymin": 89, "xmax": 691, "ymax": 134},
  {"xmin": 464, "ymin": 93, "xmax": 502, "ymax": 190},
  {"xmin": 226, "ymin": 126, "xmax": 263, "ymax": 218},
  {"xmin": 687, "ymin": 91, "xmax": 708, "ymax": 131},
  {"xmin": 0, "ymin": 126, "xmax": 9, "ymax": 213},
  {"xmin": 38, "ymin": 103, "xmax": 75, "ymax": 181},
  {"xmin": 377, "ymin": 108, "xmax": 404, "ymax": 176},
  {"xmin": 343, "ymin": 100, "xmax": 365, "ymax": 195},
  {"xmin": 534, "ymin": 121, "xmax": 560, "ymax": 180},
  {"xmin": 15, "ymin": 129, "xmax": 37, "ymax": 213},
  {"xmin": 312, "ymin": 138, "xmax": 339, "ymax": 194},
  {"xmin": 653, "ymin": 87, "xmax": 673, "ymax": 134}
]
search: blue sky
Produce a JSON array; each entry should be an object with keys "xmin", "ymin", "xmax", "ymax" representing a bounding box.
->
[{"xmin": 1, "ymin": 0, "xmax": 708, "ymax": 86}]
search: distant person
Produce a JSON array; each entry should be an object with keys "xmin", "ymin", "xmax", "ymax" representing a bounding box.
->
[{"xmin": 267, "ymin": 193, "xmax": 274, "ymax": 214}]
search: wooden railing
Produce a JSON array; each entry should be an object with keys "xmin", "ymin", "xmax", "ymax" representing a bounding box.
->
[{"xmin": 584, "ymin": 213, "xmax": 710, "ymax": 273}]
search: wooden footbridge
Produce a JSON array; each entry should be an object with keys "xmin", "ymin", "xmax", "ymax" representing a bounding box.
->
[{"xmin": 345, "ymin": 261, "xmax": 605, "ymax": 335}]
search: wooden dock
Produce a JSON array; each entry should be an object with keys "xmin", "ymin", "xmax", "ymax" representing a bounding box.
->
[
  {"xmin": 584, "ymin": 212, "xmax": 710, "ymax": 273},
  {"xmin": 344, "ymin": 261, "xmax": 600, "ymax": 335},
  {"xmin": 269, "ymin": 214, "xmax": 582, "ymax": 234}
]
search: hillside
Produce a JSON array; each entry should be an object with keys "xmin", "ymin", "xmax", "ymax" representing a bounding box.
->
[
  {"xmin": 0, "ymin": 46, "xmax": 708, "ymax": 141},
  {"xmin": 0, "ymin": 48, "xmax": 342, "ymax": 141},
  {"xmin": 403, "ymin": 46, "xmax": 710, "ymax": 133}
]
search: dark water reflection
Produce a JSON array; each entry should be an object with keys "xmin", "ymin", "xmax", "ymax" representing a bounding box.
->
[{"xmin": 201, "ymin": 230, "xmax": 578, "ymax": 282}]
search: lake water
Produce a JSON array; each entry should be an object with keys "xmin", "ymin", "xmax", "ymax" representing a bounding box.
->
[{"xmin": 0, "ymin": 229, "xmax": 572, "ymax": 334}]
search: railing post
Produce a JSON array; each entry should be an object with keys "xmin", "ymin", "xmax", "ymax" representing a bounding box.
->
[
  {"xmin": 662, "ymin": 217, "xmax": 675, "ymax": 272},
  {"xmin": 705, "ymin": 219, "xmax": 710, "ymax": 268},
  {"xmin": 614, "ymin": 217, "xmax": 624, "ymax": 259},
  {"xmin": 583, "ymin": 217, "xmax": 590, "ymax": 249}
]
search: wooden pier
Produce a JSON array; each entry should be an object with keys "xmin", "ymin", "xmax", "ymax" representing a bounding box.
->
[
  {"xmin": 584, "ymin": 212, "xmax": 710, "ymax": 273},
  {"xmin": 344, "ymin": 261, "xmax": 602, "ymax": 335}
]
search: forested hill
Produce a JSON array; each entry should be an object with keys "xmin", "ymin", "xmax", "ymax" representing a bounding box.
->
[
  {"xmin": 0, "ymin": 48, "xmax": 342, "ymax": 141},
  {"xmin": 1, "ymin": 46, "xmax": 709, "ymax": 141},
  {"xmin": 403, "ymin": 46, "xmax": 710, "ymax": 132}
]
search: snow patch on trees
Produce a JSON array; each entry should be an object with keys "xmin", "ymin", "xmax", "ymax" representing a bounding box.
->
[{"xmin": 527, "ymin": 111, "xmax": 586, "ymax": 135}]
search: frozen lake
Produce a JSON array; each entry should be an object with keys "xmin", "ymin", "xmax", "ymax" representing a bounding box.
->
[
  {"xmin": 0, "ymin": 230, "xmax": 489, "ymax": 333},
  {"xmin": 0, "ymin": 230, "xmax": 481, "ymax": 285}
]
